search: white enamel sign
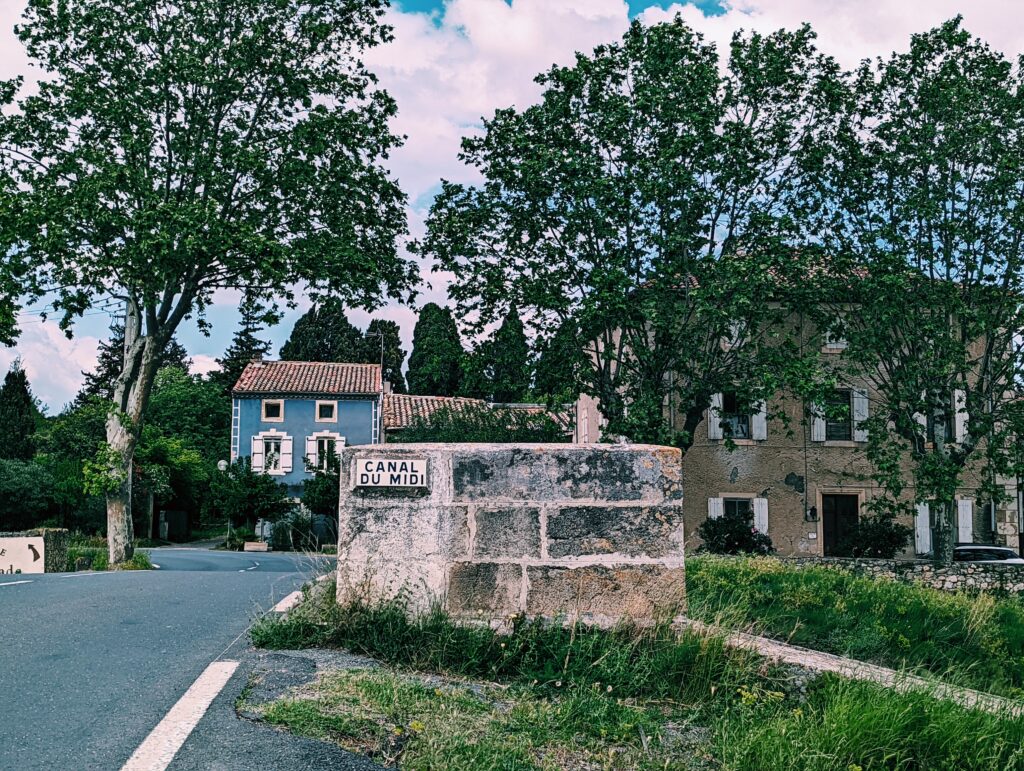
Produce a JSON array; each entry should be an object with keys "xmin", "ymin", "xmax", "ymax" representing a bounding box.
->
[
  {"xmin": 0, "ymin": 537, "xmax": 45, "ymax": 574},
  {"xmin": 355, "ymin": 458, "xmax": 428, "ymax": 488}
]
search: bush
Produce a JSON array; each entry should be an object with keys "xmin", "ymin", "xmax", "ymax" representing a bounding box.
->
[
  {"xmin": 392, "ymin": 403, "xmax": 569, "ymax": 443},
  {"xmin": 697, "ymin": 508, "xmax": 774, "ymax": 555},
  {"xmin": 206, "ymin": 458, "xmax": 294, "ymax": 528},
  {"xmin": 836, "ymin": 511, "xmax": 913, "ymax": 558}
]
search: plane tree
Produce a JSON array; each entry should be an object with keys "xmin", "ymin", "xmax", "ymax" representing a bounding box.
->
[
  {"xmin": 0, "ymin": 0, "xmax": 416, "ymax": 562},
  {"xmin": 417, "ymin": 19, "xmax": 841, "ymax": 448},
  {"xmin": 808, "ymin": 20, "xmax": 1024, "ymax": 563}
]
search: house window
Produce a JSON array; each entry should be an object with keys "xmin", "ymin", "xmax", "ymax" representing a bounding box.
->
[
  {"xmin": 316, "ymin": 400, "xmax": 337, "ymax": 423},
  {"xmin": 721, "ymin": 392, "xmax": 752, "ymax": 439},
  {"xmin": 825, "ymin": 389, "xmax": 852, "ymax": 441},
  {"xmin": 723, "ymin": 498, "xmax": 753, "ymax": 519},
  {"xmin": 926, "ymin": 399, "xmax": 954, "ymax": 444},
  {"xmin": 316, "ymin": 437, "xmax": 336, "ymax": 469},
  {"xmin": 262, "ymin": 399, "xmax": 284, "ymax": 422},
  {"xmin": 263, "ymin": 436, "xmax": 282, "ymax": 472}
]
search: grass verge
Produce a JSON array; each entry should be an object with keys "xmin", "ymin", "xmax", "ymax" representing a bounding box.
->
[
  {"xmin": 65, "ymin": 542, "xmax": 152, "ymax": 571},
  {"xmin": 251, "ymin": 584, "xmax": 1024, "ymax": 770},
  {"xmin": 687, "ymin": 555, "xmax": 1024, "ymax": 698}
]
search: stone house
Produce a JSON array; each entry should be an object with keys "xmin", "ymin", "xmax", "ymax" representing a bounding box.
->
[{"xmin": 575, "ymin": 333, "xmax": 1023, "ymax": 559}]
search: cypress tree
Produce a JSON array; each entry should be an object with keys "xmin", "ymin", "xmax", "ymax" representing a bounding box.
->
[
  {"xmin": 365, "ymin": 319, "xmax": 407, "ymax": 393},
  {"xmin": 489, "ymin": 307, "xmax": 531, "ymax": 403},
  {"xmin": 279, "ymin": 297, "xmax": 365, "ymax": 362},
  {"xmin": 407, "ymin": 303, "xmax": 464, "ymax": 396},
  {"xmin": 534, "ymin": 318, "xmax": 583, "ymax": 400},
  {"xmin": 211, "ymin": 296, "xmax": 273, "ymax": 394},
  {"xmin": 0, "ymin": 360, "xmax": 37, "ymax": 460}
]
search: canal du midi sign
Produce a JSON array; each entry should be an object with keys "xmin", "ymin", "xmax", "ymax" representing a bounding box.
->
[{"xmin": 355, "ymin": 457, "xmax": 428, "ymax": 488}]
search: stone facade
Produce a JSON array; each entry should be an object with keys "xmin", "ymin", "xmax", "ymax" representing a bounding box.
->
[
  {"xmin": 781, "ymin": 555, "xmax": 1024, "ymax": 595},
  {"xmin": 336, "ymin": 444, "xmax": 685, "ymax": 625}
]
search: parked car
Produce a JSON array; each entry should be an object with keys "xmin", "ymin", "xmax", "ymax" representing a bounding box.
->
[{"xmin": 953, "ymin": 545, "xmax": 1024, "ymax": 564}]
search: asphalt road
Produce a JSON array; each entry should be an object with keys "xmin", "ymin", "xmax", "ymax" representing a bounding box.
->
[{"xmin": 0, "ymin": 547, "xmax": 365, "ymax": 771}]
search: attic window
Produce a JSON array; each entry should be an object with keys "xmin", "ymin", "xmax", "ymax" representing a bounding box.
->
[
  {"xmin": 316, "ymin": 400, "xmax": 337, "ymax": 422},
  {"xmin": 262, "ymin": 399, "xmax": 284, "ymax": 422}
]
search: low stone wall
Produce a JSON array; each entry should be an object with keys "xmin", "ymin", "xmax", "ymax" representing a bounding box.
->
[
  {"xmin": 781, "ymin": 555, "xmax": 1024, "ymax": 594},
  {"xmin": 336, "ymin": 444, "xmax": 685, "ymax": 625},
  {"xmin": 0, "ymin": 528, "xmax": 70, "ymax": 573}
]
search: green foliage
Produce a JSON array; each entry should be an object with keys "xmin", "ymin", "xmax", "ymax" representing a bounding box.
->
[
  {"xmin": 835, "ymin": 511, "xmax": 913, "ymax": 559},
  {"xmin": 533, "ymin": 318, "xmax": 584, "ymax": 401},
  {"xmin": 488, "ymin": 307, "xmax": 531, "ymax": 403},
  {"xmin": 252, "ymin": 586, "xmax": 1024, "ymax": 771},
  {"xmin": 418, "ymin": 19, "xmax": 837, "ymax": 448},
  {"xmin": 805, "ymin": 19, "xmax": 1024, "ymax": 563},
  {"xmin": 301, "ymin": 448, "xmax": 340, "ymax": 519},
  {"xmin": 0, "ymin": 459, "xmax": 55, "ymax": 531},
  {"xmin": 687, "ymin": 555, "xmax": 1024, "ymax": 697},
  {"xmin": 407, "ymin": 303, "xmax": 465, "ymax": 396},
  {"xmin": 144, "ymin": 367, "xmax": 230, "ymax": 463},
  {"xmin": 252, "ymin": 588, "xmax": 762, "ymax": 704},
  {"xmin": 0, "ymin": 360, "xmax": 37, "ymax": 460},
  {"xmin": 0, "ymin": 0, "xmax": 414, "ymax": 551},
  {"xmin": 697, "ymin": 508, "xmax": 775, "ymax": 556},
  {"xmin": 207, "ymin": 458, "xmax": 294, "ymax": 529},
  {"xmin": 392, "ymin": 403, "xmax": 568, "ymax": 444}
]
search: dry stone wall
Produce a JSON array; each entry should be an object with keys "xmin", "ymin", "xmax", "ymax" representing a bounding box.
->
[
  {"xmin": 782, "ymin": 556, "xmax": 1024, "ymax": 594},
  {"xmin": 336, "ymin": 444, "xmax": 685, "ymax": 626}
]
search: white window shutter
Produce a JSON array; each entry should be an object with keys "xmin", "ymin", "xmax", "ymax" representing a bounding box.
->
[
  {"xmin": 752, "ymin": 401, "xmax": 768, "ymax": 440},
  {"xmin": 250, "ymin": 435, "xmax": 264, "ymax": 471},
  {"xmin": 954, "ymin": 389, "xmax": 967, "ymax": 443},
  {"xmin": 280, "ymin": 436, "xmax": 293, "ymax": 473},
  {"xmin": 852, "ymin": 389, "xmax": 869, "ymax": 442},
  {"xmin": 753, "ymin": 498, "xmax": 769, "ymax": 534},
  {"xmin": 708, "ymin": 497, "xmax": 724, "ymax": 520},
  {"xmin": 957, "ymin": 498, "xmax": 973, "ymax": 543},
  {"xmin": 915, "ymin": 503, "xmax": 931, "ymax": 555},
  {"xmin": 305, "ymin": 436, "xmax": 317, "ymax": 470},
  {"xmin": 707, "ymin": 393, "xmax": 724, "ymax": 440},
  {"xmin": 811, "ymin": 404, "xmax": 826, "ymax": 442}
]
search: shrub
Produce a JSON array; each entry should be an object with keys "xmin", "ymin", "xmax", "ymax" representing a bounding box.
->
[
  {"xmin": 836, "ymin": 511, "xmax": 913, "ymax": 558},
  {"xmin": 206, "ymin": 458, "xmax": 293, "ymax": 528},
  {"xmin": 392, "ymin": 403, "xmax": 569, "ymax": 443},
  {"xmin": 697, "ymin": 508, "xmax": 774, "ymax": 555}
]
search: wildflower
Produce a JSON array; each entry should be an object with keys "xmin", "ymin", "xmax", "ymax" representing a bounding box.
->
[
  {"xmin": 500, "ymin": 642, "xmax": 506, "ymax": 649},
  {"xmin": 410, "ymin": 720, "xmax": 425, "ymax": 733},
  {"xmin": 606, "ymin": 685, "xmax": 612, "ymax": 693},
  {"xmin": 555, "ymin": 680, "xmax": 562, "ymax": 687}
]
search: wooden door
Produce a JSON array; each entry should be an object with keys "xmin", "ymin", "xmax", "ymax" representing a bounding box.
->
[{"xmin": 822, "ymin": 494, "xmax": 859, "ymax": 556}]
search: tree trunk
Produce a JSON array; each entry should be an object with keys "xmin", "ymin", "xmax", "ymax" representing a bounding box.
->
[
  {"xmin": 932, "ymin": 500, "xmax": 955, "ymax": 565},
  {"xmin": 105, "ymin": 415, "xmax": 137, "ymax": 564}
]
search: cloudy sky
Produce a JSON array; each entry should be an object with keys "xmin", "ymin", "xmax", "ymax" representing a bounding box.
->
[{"xmin": 2, "ymin": 0, "xmax": 1023, "ymax": 410}]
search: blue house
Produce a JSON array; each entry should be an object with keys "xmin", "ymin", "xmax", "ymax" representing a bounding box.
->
[{"xmin": 231, "ymin": 360, "xmax": 383, "ymax": 491}]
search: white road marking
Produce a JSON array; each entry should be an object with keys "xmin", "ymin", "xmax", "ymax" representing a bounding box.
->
[
  {"xmin": 121, "ymin": 660, "xmax": 239, "ymax": 771},
  {"xmin": 272, "ymin": 591, "xmax": 303, "ymax": 613},
  {"xmin": 238, "ymin": 561, "xmax": 260, "ymax": 573},
  {"xmin": 0, "ymin": 580, "xmax": 32, "ymax": 587},
  {"xmin": 151, "ymin": 564, "xmax": 160, "ymax": 569},
  {"xmin": 61, "ymin": 571, "xmax": 115, "ymax": 578}
]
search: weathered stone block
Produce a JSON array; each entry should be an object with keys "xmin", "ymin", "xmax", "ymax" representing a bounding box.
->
[
  {"xmin": 525, "ymin": 565, "xmax": 686, "ymax": 621},
  {"xmin": 473, "ymin": 507, "xmax": 541, "ymax": 559},
  {"xmin": 447, "ymin": 562, "xmax": 523, "ymax": 617},
  {"xmin": 547, "ymin": 506, "xmax": 683, "ymax": 558},
  {"xmin": 452, "ymin": 446, "xmax": 681, "ymax": 502}
]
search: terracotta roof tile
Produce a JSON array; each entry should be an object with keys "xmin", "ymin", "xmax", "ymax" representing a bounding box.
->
[
  {"xmin": 233, "ymin": 360, "xmax": 381, "ymax": 396},
  {"xmin": 382, "ymin": 394, "xmax": 485, "ymax": 430}
]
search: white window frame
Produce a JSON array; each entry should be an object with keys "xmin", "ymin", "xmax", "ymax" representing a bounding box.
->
[
  {"xmin": 252, "ymin": 429, "xmax": 291, "ymax": 476},
  {"xmin": 261, "ymin": 399, "xmax": 285, "ymax": 423},
  {"xmin": 315, "ymin": 400, "xmax": 338, "ymax": 423},
  {"xmin": 305, "ymin": 431, "xmax": 345, "ymax": 471}
]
